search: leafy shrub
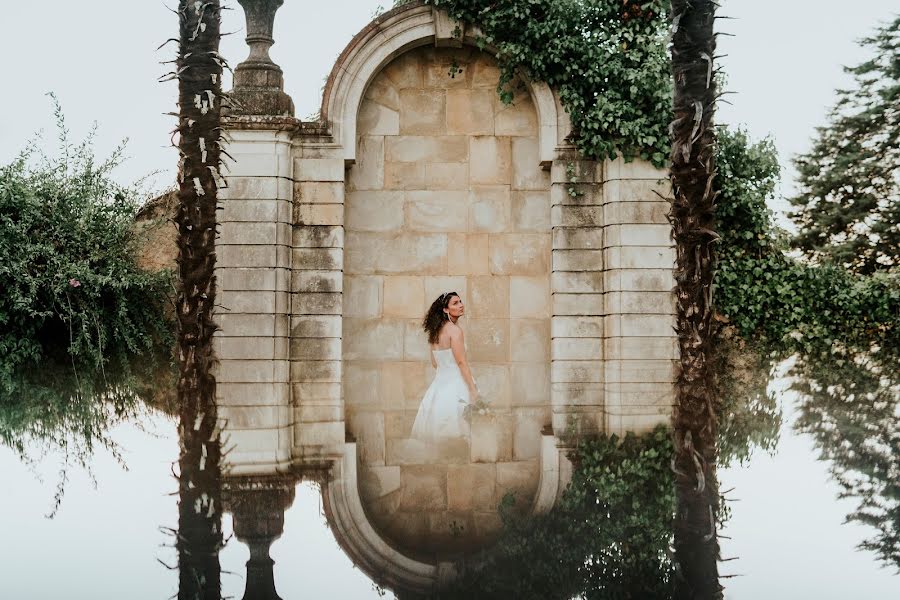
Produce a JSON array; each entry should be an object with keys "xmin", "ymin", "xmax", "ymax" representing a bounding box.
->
[{"xmin": 0, "ymin": 100, "xmax": 175, "ymax": 471}]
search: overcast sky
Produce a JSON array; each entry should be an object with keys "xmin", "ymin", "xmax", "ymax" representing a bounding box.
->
[{"xmin": 1, "ymin": 2, "xmax": 897, "ymax": 598}]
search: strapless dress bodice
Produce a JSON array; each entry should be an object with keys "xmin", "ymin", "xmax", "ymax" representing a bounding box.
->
[{"xmin": 432, "ymin": 347, "xmax": 458, "ymax": 369}]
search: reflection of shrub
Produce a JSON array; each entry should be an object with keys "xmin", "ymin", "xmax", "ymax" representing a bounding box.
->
[
  {"xmin": 0, "ymin": 102, "xmax": 175, "ymax": 475},
  {"xmin": 443, "ymin": 426, "xmax": 675, "ymax": 599}
]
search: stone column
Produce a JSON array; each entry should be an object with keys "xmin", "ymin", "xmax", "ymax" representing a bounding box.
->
[
  {"xmin": 600, "ymin": 158, "xmax": 677, "ymax": 434},
  {"xmin": 549, "ymin": 155, "xmax": 605, "ymax": 436},
  {"xmin": 216, "ymin": 0, "xmax": 299, "ymax": 474},
  {"xmin": 231, "ymin": 0, "xmax": 294, "ymax": 116},
  {"xmin": 214, "ymin": 124, "xmax": 296, "ymax": 473},
  {"xmin": 226, "ymin": 478, "xmax": 297, "ymax": 600},
  {"xmin": 290, "ymin": 139, "xmax": 347, "ymax": 461}
]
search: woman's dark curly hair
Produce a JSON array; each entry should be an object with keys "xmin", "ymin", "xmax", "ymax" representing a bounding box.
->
[{"xmin": 422, "ymin": 292, "xmax": 459, "ymax": 344}]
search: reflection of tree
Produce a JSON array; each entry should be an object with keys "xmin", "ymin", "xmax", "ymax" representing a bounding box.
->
[
  {"xmin": 713, "ymin": 328, "xmax": 899, "ymax": 570},
  {"xmin": 175, "ymin": 407, "xmax": 224, "ymax": 599},
  {"xmin": 714, "ymin": 329, "xmax": 781, "ymax": 466},
  {"xmin": 437, "ymin": 427, "xmax": 675, "ymax": 599},
  {"xmin": 791, "ymin": 349, "xmax": 900, "ymax": 570}
]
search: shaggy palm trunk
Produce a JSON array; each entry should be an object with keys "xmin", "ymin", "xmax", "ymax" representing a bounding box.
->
[
  {"xmin": 669, "ymin": 1, "xmax": 723, "ymax": 598},
  {"xmin": 174, "ymin": 2, "xmax": 224, "ymax": 599}
]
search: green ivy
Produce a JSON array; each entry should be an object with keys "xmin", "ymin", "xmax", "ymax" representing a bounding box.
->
[
  {"xmin": 421, "ymin": 0, "xmax": 673, "ymax": 166},
  {"xmin": 716, "ymin": 128, "xmax": 898, "ymax": 362},
  {"xmin": 443, "ymin": 426, "xmax": 676, "ymax": 599}
]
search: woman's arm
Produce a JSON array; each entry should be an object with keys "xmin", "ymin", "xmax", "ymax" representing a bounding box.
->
[
  {"xmin": 430, "ymin": 344, "xmax": 437, "ymax": 369},
  {"xmin": 449, "ymin": 326, "xmax": 479, "ymax": 400}
]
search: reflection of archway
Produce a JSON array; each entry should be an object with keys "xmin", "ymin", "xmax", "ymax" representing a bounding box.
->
[
  {"xmin": 322, "ymin": 436, "xmax": 562, "ymax": 595},
  {"xmin": 319, "ymin": 3, "xmax": 565, "ymax": 593}
]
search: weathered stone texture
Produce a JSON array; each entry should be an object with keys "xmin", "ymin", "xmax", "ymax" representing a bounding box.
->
[
  {"xmin": 344, "ymin": 49, "xmax": 551, "ymax": 536},
  {"xmin": 207, "ymin": 38, "xmax": 673, "ymax": 559}
]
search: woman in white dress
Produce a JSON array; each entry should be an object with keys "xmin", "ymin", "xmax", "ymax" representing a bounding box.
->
[{"xmin": 410, "ymin": 292, "xmax": 479, "ymax": 441}]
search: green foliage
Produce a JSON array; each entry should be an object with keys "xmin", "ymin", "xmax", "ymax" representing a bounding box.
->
[
  {"xmin": 716, "ymin": 127, "xmax": 898, "ymax": 360},
  {"xmin": 424, "ymin": 0, "xmax": 673, "ymax": 166},
  {"xmin": 0, "ymin": 101, "xmax": 175, "ymax": 465},
  {"xmin": 444, "ymin": 426, "xmax": 675, "ymax": 599},
  {"xmin": 789, "ymin": 16, "xmax": 900, "ymax": 275},
  {"xmin": 716, "ymin": 126, "xmax": 899, "ymax": 569}
]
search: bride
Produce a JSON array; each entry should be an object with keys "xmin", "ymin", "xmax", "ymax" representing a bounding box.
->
[{"xmin": 410, "ymin": 292, "xmax": 479, "ymax": 441}]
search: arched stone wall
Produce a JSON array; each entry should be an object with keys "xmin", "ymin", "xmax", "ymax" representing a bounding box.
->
[
  {"xmin": 217, "ymin": 1, "xmax": 675, "ymax": 593},
  {"xmin": 321, "ymin": 3, "xmax": 563, "ymax": 165},
  {"xmin": 342, "ymin": 43, "xmax": 552, "ymax": 558}
]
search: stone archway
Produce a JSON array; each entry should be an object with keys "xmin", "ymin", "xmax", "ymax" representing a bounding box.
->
[
  {"xmin": 216, "ymin": 0, "xmax": 676, "ymax": 594},
  {"xmin": 341, "ymin": 41, "xmax": 553, "ymax": 558},
  {"xmin": 321, "ymin": 3, "xmax": 562, "ymax": 166},
  {"xmin": 308, "ymin": 4, "xmax": 568, "ymax": 592}
]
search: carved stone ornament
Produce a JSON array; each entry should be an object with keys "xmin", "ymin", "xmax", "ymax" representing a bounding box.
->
[{"xmin": 231, "ymin": 0, "xmax": 295, "ymax": 116}]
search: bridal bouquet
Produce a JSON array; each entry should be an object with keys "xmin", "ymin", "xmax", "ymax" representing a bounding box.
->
[{"xmin": 460, "ymin": 396, "xmax": 493, "ymax": 422}]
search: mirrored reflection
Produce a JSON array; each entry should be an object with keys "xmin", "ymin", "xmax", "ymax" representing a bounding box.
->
[
  {"xmin": 1, "ymin": 343, "xmax": 895, "ymax": 597},
  {"xmin": 201, "ymin": 428, "xmax": 677, "ymax": 600},
  {"xmin": 224, "ymin": 477, "xmax": 297, "ymax": 600},
  {"xmin": 791, "ymin": 352, "xmax": 899, "ymax": 570},
  {"xmin": 175, "ymin": 383, "xmax": 224, "ymax": 599},
  {"xmin": 2, "ymin": 316, "xmax": 895, "ymax": 597},
  {"xmin": 193, "ymin": 344, "xmax": 896, "ymax": 599},
  {"xmin": 0, "ymin": 355, "xmax": 176, "ymax": 514}
]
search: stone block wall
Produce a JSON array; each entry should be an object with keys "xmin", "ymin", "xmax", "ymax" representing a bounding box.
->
[
  {"xmin": 290, "ymin": 143, "xmax": 348, "ymax": 460},
  {"xmin": 213, "ymin": 128, "xmax": 294, "ymax": 474},
  {"xmin": 342, "ymin": 46, "xmax": 551, "ymax": 556},
  {"xmin": 547, "ymin": 156, "xmax": 676, "ymax": 436},
  {"xmin": 549, "ymin": 157, "xmax": 605, "ymax": 435},
  {"xmin": 600, "ymin": 159, "xmax": 677, "ymax": 432}
]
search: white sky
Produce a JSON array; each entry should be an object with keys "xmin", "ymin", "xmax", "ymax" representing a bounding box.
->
[{"xmin": 1, "ymin": 1, "xmax": 897, "ymax": 598}]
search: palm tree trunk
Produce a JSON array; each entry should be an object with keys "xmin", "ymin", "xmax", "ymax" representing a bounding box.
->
[
  {"xmin": 668, "ymin": 1, "xmax": 723, "ymax": 598},
  {"xmin": 174, "ymin": 1, "xmax": 224, "ymax": 598}
]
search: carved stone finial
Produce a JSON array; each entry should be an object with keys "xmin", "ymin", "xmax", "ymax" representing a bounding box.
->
[{"xmin": 231, "ymin": 0, "xmax": 294, "ymax": 116}]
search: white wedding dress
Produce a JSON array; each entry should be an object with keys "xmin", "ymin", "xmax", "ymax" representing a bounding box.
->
[{"xmin": 410, "ymin": 348, "xmax": 471, "ymax": 441}]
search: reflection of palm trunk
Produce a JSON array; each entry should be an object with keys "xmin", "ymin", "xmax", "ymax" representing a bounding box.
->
[
  {"xmin": 174, "ymin": 1, "xmax": 224, "ymax": 598},
  {"xmin": 669, "ymin": 1, "xmax": 723, "ymax": 597}
]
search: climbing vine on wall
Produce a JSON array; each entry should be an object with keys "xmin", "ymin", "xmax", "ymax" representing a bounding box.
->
[{"xmin": 418, "ymin": 0, "xmax": 673, "ymax": 166}]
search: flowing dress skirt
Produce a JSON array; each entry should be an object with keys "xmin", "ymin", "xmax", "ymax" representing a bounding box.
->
[{"xmin": 410, "ymin": 349, "xmax": 470, "ymax": 441}]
